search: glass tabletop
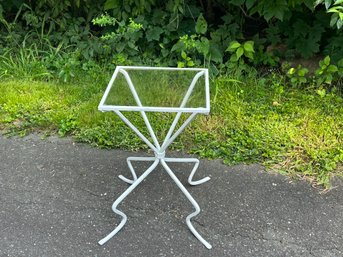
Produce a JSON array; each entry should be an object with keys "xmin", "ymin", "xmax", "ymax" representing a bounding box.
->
[{"xmin": 98, "ymin": 66, "xmax": 210, "ymax": 113}]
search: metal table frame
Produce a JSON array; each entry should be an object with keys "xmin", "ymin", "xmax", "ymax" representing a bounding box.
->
[{"xmin": 97, "ymin": 66, "xmax": 212, "ymax": 249}]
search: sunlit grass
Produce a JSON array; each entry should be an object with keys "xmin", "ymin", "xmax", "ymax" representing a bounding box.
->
[
  {"xmin": 0, "ymin": 73, "xmax": 342, "ymax": 188},
  {"xmin": 104, "ymin": 69, "xmax": 206, "ymax": 108},
  {"xmin": 189, "ymin": 74, "xmax": 343, "ymax": 187}
]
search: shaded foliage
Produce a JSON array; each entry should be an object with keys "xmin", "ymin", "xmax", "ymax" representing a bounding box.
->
[{"xmin": 0, "ymin": 0, "xmax": 342, "ymax": 88}]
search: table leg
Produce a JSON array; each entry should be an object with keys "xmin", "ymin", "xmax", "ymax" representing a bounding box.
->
[
  {"xmin": 119, "ymin": 156, "xmax": 156, "ymax": 184},
  {"xmin": 164, "ymin": 157, "xmax": 210, "ymax": 186},
  {"xmin": 98, "ymin": 159, "xmax": 159, "ymax": 245},
  {"xmin": 160, "ymin": 159, "xmax": 212, "ymax": 249}
]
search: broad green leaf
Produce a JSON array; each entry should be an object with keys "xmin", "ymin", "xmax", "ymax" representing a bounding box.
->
[
  {"xmin": 195, "ymin": 14, "xmax": 208, "ymax": 34},
  {"xmin": 315, "ymin": 0, "xmax": 323, "ymax": 7},
  {"xmin": 244, "ymin": 51, "xmax": 254, "ymax": 60},
  {"xmin": 181, "ymin": 51, "xmax": 187, "ymax": 59},
  {"xmin": 187, "ymin": 60, "xmax": 195, "ymax": 67},
  {"xmin": 299, "ymin": 77, "xmax": 307, "ymax": 83},
  {"xmin": 226, "ymin": 41, "xmax": 241, "ymax": 52},
  {"xmin": 316, "ymin": 88, "xmax": 326, "ymax": 97},
  {"xmin": 325, "ymin": 0, "xmax": 332, "ymax": 9},
  {"xmin": 314, "ymin": 0, "xmax": 324, "ymax": 7},
  {"xmin": 116, "ymin": 42, "xmax": 125, "ymax": 53},
  {"xmin": 324, "ymin": 56, "xmax": 331, "ymax": 65},
  {"xmin": 304, "ymin": 0, "xmax": 315, "ymax": 10},
  {"xmin": 127, "ymin": 41, "xmax": 136, "ymax": 49},
  {"xmin": 298, "ymin": 68, "xmax": 309, "ymax": 76},
  {"xmin": 288, "ymin": 68, "xmax": 295, "ymax": 75},
  {"xmin": 295, "ymin": 36, "xmax": 321, "ymax": 58},
  {"xmin": 327, "ymin": 64, "xmax": 338, "ymax": 72},
  {"xmin": 151, "ymin": 9, "xmax": 167, "ymax": 25},
  {"xmin": 171, "ymin": 41, "xmax": 184, "ymax": 52},
  {"xmin": 243, "ymin": 41, "xmax": 255, "ymax": 53},
  {"xmin": 209, "ymin": 44, "xmax": 223, "ymax": 63},
  {"xmin": 177, "ymin": 61, "xmax": 185, "ymax": 68},
  {"xmin": 104, "ymin": 0, "xmax": 118, "ymax": 10},
  {"xmin": 337, "ymin": 19, "xmax": 343, "ymax": 29},
  {"xmin": 236, "ymin": 47, "xmax": 244, "ymax": 59},
  {"xmin": 325, "ymin": 74, "xmax": 333, "ymax": 83},
  {"xmin": 230, "ymin": 54, "xmax": 238, "ymax": 62},
  {"xmin": 123, "ymin": 3, "xmax": 131, "ymax": 13},
  {"xmin": 195, "ymin": 38, "xmax": 210, "ymax": 55},
  {"xmin": 330, "ymin": 13, "xmax": 339, "ymax": 27},
  {"xmin": 245, "ymin": 0, "xmax": 256, "ymax": 9},
  {"xmin": 146, "ymin": 26, "xmax": 163, "ymax": 41},
  {"xmin": 262, "ymin": 0, "xmax": 288, "ymax": 21},
  {"xmin": 293, "ymin": 21, "xmax": 325, "ymax": 58}
]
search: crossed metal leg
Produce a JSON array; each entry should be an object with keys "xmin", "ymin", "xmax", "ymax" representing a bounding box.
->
[
  {"xmin": 98, "ymin": 155, "xmax": 212, "ymax": 249},
  {"xmin": 98, "ymin": 159, "xmax": 159, "ymax": 246},
  {"xmin": 119, "ymin": 156, "xmax": 210, "ymax": 186},
  {"xmin": 161, "ymin": 159, "xmax": 212, "ymax": 249}
]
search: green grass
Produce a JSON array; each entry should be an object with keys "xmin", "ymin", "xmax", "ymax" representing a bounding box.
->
[
  {"xmin": 190, "ymin": 75, "xmax": 343, "ymax": 187},
  {"xmin": 105, "ymin": 69, "xmax": 206, "ymax": 108},
  {"xmin": 0, "ymin": 72, "xmax": 342, "ymax": 188}
]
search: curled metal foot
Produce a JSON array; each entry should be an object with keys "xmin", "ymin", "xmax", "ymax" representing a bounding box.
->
[
  {"xmin": 161, "ymin": 160, "xmax": 212, "ymax": 249},
  {"xmin": 99, "ymin": 159, "xmax": 159, "ymax": 245},
  {"xmin": 164, "ymin": 158, "xmax": 210, "ymax": 186},
  {"xmin": 98, "ymin": 208, "xmax": 127, "ymax": 245},
  {"xmin": 185, "ymin": 208, "xmax": 212, "ymax": 249},
  {"xmin": 119, "ymin": 156, "xmax": 156, "ymax": 184}
]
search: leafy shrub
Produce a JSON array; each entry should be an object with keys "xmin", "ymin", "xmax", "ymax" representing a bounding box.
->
[
  {"xmin": 1, "ymin": 0, "xmax": 342, "ymax": 83},
  {"xmin": 0, "ymin": 46, "xmax": 52, "ymax": 80},
  {"xmin": 226, "ymin": 40, "xmax": 255, "ymax": 62},
  {"xmin": 315, "ymin": 0, "xmax": 343, "ymax": 29},
  {"xmin": 284, "ymin": 56, "xmax": 343, "ymax": 90}
]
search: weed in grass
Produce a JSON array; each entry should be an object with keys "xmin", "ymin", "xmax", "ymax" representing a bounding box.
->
[
  {"xmin": 58, "ymin": 115, "xmax": 79, "ymax": 136},
  {"xmin": 0, "ymin": 47, "xmax": 52, "ymax": 80}
]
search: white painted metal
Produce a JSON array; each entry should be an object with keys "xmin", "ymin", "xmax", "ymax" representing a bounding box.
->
[
  {"xmin": 98, "ymin": 159, "xmax": 160, "ymax": 246},
  {"xmin": 98, "ymin": 66, "xmax": 212, "ymax": 249}
]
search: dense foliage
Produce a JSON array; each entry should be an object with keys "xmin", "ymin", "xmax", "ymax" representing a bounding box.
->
[{"xmin": 0, "ymin": 0, "xmax": 342, "ymax": 84}]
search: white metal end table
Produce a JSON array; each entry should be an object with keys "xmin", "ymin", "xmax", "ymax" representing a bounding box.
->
[{"xmin": 97, "ymin": 66, "xmax": 212, "ymax": 249}]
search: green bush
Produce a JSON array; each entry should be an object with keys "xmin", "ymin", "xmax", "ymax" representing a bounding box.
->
[{"xmin": 1, "ymin": 0, "xmax": 342, "ymax": 88}]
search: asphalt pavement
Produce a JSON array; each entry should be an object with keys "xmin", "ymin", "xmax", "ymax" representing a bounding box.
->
[{"xmin": 0, "ymin": 135, "xmax": 342, "ymax": 257}]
